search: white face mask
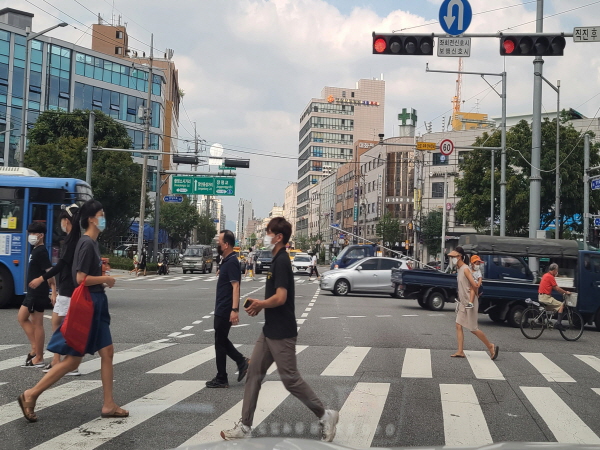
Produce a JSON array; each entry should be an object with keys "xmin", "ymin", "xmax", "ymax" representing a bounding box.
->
[
  {"xmin": 28, "ymin": 234, "xmax": 39, "ymax": 246},
  {"xmin": 263, "ymin": 234, "xmax": 274, "ymax": 250},
  {"xmin": 451, "ymin": 257, "xmax": 458, "ymax": 266}
]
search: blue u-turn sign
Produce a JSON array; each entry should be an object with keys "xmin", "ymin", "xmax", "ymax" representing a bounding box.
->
[{"xmin": 439, "ymin": 0, "xmax": 472, "ymax": 36}]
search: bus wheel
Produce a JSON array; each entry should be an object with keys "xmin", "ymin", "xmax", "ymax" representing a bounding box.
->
[{"xmin": 0, "ymin": 265, "xmax": 15, "ymax": 308}]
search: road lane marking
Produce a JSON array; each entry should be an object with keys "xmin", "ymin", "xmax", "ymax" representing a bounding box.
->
[
  {"xmin": 335, "ymin": 382, "xmax": 390, "ymax": 449},
  {"xmin": 181, "ymin": 326, "xmax": 193, "ymax": 331},
  {"xmin": 320, "ymin": 316, "xmax": 338, "ymax": 319},
  {"xmin": 296, "ymin": 319, "xmax": 306, "ymax": 324},
  {"xmin": 321, "ymin": 347, "xmax": 370, "ymax": 377},
  {"xmin": 43, "ymin": 314, "xmax": 52, "ymax": 319},
  {"xmin": 521, "ymin": 386, "xmax": 600, "ymax": 444},
  {"xmin": 464, "ymin": 350, "xmax": 505, "ymax": 380},
  {"xmin": 203, "ymin": 315, "xmax": 211, "ymax": 319},
  {"xmin": 192, "ymin": 320, "xmax": 203, "ymax": 324},
  {"xmin": 402, "ymin": 314, "xmax": 419, "ymax": 317},
  {"xmin": 301, "ymin": 313, "xmax": 308, "ymax": 318},
  {"xmin": 376, "ymin": 315, "xmax": 392, "ymax": 317},
  {"xmin": 32, "ymin": 381, "xmax": 205, "ymax": 450},
  {"xmin": 521, "ymin": 352, "xmax": 575, "ymax": 382},
  {"xmin": 168, "ymin": 332, "xmax": 182, "ymax": 337},
  {"xmin": 165, "ymin": 276, "xmax": 185, "ymax": 282},
  {"xmin": 441, "ymin": 384, "xmax": 493, "ymax": 446},
  {"xmin": 347, "ymin": 315, "xmax": 366, "ymax": 318},
  {"xmin": 401, "ymin": 348, "xmax": 432, "ymax": 378},
  {"xmin": 305, "ymin": 307, "xmax": 312, "ymax": 311},
  {"xmin": 0, "ymin": 380, "xmax": 102, "ymax": 426},
  {"xmin": 180, "ymin": 381, "xmax": 289, "ymax": 446},
  {"xmin": 0, "ymin": 351, "xmax": 52, "ymax": 372},
  {"xmin": 232, "ymin": 324, "xmax": 249, "ymax": 328},
  {"xmin": 176, "ymin": 334, "xmax": 194, "ymax": 338},
  {"xmin": 574, "ymin": 354, "xmax": 600, "ymax": 373},
  {"xmin": 148, "ymin": 345, "xmax": 241, "ymax": 374},
  {"xmin": 267, "ymin": 345, "xmax": 308, "ymax": 375},
  {"xmin": 0, "ymin": 345, "xmax": 24, "ymax": 352},
  {"xmin": 78, "ymin": 342, "xmax": 175, "ymax": 375}
]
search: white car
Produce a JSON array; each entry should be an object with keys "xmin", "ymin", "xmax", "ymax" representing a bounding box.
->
[
  {"xmin": 291, "ymin": 254, "xmax": 312, "ymax": 275},
  {"xmin": 320, "ymin": 257, "xmax": 411, "ymax": 296}
]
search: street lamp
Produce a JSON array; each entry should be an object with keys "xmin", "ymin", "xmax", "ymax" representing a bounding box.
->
[{"xmin": 18, "ymin": 22, "xmax": 68, "ymax": 168}]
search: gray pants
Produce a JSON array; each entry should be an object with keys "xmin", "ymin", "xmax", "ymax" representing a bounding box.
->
[{"xmin": 241, "ymin": 333, "xmax": 325, "ymax": 426}]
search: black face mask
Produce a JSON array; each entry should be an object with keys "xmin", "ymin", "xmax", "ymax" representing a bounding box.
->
[{"xmin": 217, "ymin": 245, "xmax": 224, "ymax": 255}]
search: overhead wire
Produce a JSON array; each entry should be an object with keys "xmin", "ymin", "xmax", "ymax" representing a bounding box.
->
[{"xmin": 500, "ymin": 0, "xmax": 600, "ymax": 31}]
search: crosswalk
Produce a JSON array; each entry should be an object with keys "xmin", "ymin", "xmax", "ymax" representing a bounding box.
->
[
  {"xmin": 1, "ymin": 342, "xmax": 600, "ymax": 448},
  {"xmin": 118, "ymin": 274, "xmax": 319, "ymax": 284}
]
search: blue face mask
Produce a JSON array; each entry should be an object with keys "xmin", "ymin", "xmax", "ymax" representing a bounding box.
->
[{"xmin": 97, "ymin": 216, "xmax": 106, "ymax": 232}]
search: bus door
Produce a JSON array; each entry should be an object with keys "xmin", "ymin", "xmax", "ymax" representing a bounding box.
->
[{"xmin": 29, "ymin": 203, "xmax": 63, "ymax": 264}]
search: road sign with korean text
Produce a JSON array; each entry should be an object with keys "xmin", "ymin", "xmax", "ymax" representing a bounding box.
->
[
  {"xmin": 416, "ymin": 141, "xmax": 437, "ymax": 151},
  {"xmin": 171, "ymin": 176, "xmax": 236, "ymax": 196},
  {"xmin": 172, "ymin": 176, "xmax": 193, "ymax": 194},
  {"xmin": 437, "ymin": 37, "xmax": 471, "ymax": 57},
  {"xmin": 595, "ymin": 218, "xmax": 600, "ymax": 227},
  {"xmin": 591, "ymin": 178, "xmax": 600, "ymax": 190},
  {"xmin": 573, "ymin": 27, "xmax": 600, "ymax": 42}
]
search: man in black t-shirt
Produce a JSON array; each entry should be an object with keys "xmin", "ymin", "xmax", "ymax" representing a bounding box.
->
[
  {"xmin": 220, "ymin": 217, "xmax": 339, "ymax": 442},
  {"xmin": 206, "ymin": 230, "xmax": 249, "ymax": 388},
  {"xmin": 18, "ymin": 222, "xmax": 55, "ymax": 368}
]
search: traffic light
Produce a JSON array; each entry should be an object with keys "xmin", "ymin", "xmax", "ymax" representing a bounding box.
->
[
  {"xmin": 172, "ymin": 155, "xmax": 198, "ymax": 164},
  {"xmin": 372, "ymin": 33, "xmax": 434, "ymax": 56},
  {"xmin": 499, "ymin": 35, "xmax": 566, "ymax": 56},
  {"xmin": 223, "ymin": 158, "xmax": 250, "ymax": 168}
]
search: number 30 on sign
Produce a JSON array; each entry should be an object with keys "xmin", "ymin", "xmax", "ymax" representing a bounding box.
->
[{"xmin": 440, "ymin": 139, "xmax": 454, "ymax": 156}]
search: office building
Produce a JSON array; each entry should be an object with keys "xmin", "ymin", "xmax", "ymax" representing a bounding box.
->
[
  {"xmin": 236, "ymin": 198, "xmax": 253, "ymax": 246},
  {"xmin": 283, "ymin": 182, "xmax": 297, "ymax": 239},
  {"xmin": 296, "ymin": 78, "xmax": 385, "ymax": 236}
]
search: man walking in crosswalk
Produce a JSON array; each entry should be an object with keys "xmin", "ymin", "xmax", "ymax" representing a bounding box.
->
[{"xmin": 221, "ymin": 217, "xmax": 339, "ymax": 442}]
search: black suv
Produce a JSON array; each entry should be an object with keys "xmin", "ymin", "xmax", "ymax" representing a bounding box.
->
[{"xmin": 255, "ymin": 250, "xmax": 273, "ymax": 274}]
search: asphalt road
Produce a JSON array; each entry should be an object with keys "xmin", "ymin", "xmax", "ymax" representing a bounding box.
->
[{"xmin": 1, "ymin": 265, "xmax": 599, "ymax": 449}]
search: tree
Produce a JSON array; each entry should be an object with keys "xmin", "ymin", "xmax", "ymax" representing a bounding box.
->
[
  {"xmin": 197, "ymin": 213, "xmax": 218, "ymax": 245},
  {"xmin": 24, "ymin": 110, "xmax": 142, "ymax": 245},
  {"xmin": 376, "ymin": 212, "xmax": 403, "ymax": 251},
  {"xmin": 420, "ymin": 209, "xmax": 445, "ymax": 257},
  {"xmin": 249, "ymin": 233, "xmax": 257, "ymax": 247},
  {"xmin": 159, "ymin": 197, "xmax": 200, "ymax": 247},
  {"xmin": 455, "ymin": 118, "xmax": 600, "ymax": 237}
]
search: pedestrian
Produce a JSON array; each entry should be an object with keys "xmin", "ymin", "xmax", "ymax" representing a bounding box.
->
[
  {"xmin": 206, "ymin": 230, "xmax": 250, "ymax": 388},
  {"xmin": 28, "ymin": 204, "xmax": 81, "ymax": 376},
  {"xmin": 449, "ymin": 246, "xmax": 499, "ymax": 360},
  {"xmin": 19, "ymin": 222, "xmax": 56, "ymax": 368},
  {"xmin": 138, "ymin": 247, "xmax": 147, "ymax": 276},
  {"xmin": 221, "ymin": 217, "xmax": 339, "ymax": 442},
  {"xmin": 308, "ymin": 252, "xmax": 320, "ymax": 281},
  {"xmin": 130, "ymin": 252, "xmax": 139, "ymax": 275},
  {"xmin": 17, "ymin": 199, "xmax": 128, "ymax": 422},
  {"xmin": 466, "ymin": 255, "xmax": 483, "ymax": 309},
  {"xmin": 538, "ymin": 263, "xmax": 571, "ymax": 331},
  {"xmin": 246, "ymin": 247, "xmax": 255, "ymax": 279}
]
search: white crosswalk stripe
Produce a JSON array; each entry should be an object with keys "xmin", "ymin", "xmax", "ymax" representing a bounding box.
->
[
  {"xmin": 321, "ymin": 347, "xmax": 370, "ymax": 377},
  {"xmin": 441, "ymin": 384, "xmax": 493, "ymax": 446},
  {"xmin": 401, "ymin": 348, "xmax": 432, "ymax": 378},
  {"xmin": 574, "ymin": 354, "xmax": 600, "ymax": 373},
  {"xmin": 148, "ymin": 344, "xmax": 241, "ymax": 374},
  {"xmin": 0, "ymin": 344, "xmax": 23, "ymax": 352},
  {"xmin": 464, "ymin": 350, "xmax": 505, "ymax": 380},
  {"xmin": 0, "ymin": 351, "xmax": 52, "ymax": 372},
  {"xmin": 78, "ymin": 342, "xmax": 175, "ymax": 375},
  {"xmin": 521, "ymin": 352, "xmax": 576, "ymax": 382}
]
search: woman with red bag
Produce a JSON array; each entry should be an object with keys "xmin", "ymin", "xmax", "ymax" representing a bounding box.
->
[{"xmin": 18, "ymin": 200, "xmax": 129, "ymax": 422}]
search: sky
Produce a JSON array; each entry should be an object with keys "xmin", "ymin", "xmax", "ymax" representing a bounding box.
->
[{"xmin": 9, "ymin": 0, "xmax": 600, "ymax": 229}]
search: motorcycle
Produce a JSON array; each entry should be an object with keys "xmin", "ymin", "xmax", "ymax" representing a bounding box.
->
[{"xmin": 157, "ymin": 258, "xmax": 169, "ymax": 275}]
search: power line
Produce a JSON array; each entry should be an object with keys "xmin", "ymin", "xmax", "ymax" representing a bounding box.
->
[{"xmin": 501, "ymin": 0, "xmax": 600, "ymax": 31}]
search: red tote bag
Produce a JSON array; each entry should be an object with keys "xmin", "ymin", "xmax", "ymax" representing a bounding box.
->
[{"xmin": 62, "ymin": 277, "xmax": 94, "ymax": 355}]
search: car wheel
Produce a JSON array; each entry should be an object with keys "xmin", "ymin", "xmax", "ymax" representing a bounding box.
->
[
  {"xmin": 183, "ymin": 270, "xmax": 187, "ymax": 274},
  {"xmin": 208, "ymin": 264, "xmax": 213, "ymax": 273},
  {"xmin": 427, "ymin": 291, "xmax": 446, "ymax": 311},
  {"xmin": 507, "ymin": 304, "xmax": 526, "ymax": 328},
  {"xmin": 417, "ymin": 296, "xmax": 428, "ymax": 310},
  {"xmin": 334, "ymin": 279, "xmax": 350, "ymax": 296},
  {"xmin": 594, "ymin": 309, "xmax": 600, "ymax": 332},
  {"xmin": 392, "ymin": 284, "xmax": 402, "ymax": 299},
  {"xmin": 489, "ymin": 310, "xmax": 506, "ymax": 323},
  {"xmin": 201, "ymin": 264, "xmax": 206, "ymax": 274}
]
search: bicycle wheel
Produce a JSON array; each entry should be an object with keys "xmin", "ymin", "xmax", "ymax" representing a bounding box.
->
[
  {"xmin": 559, "ymin": 308, "xmax": 584, "ymax": 341},
  {"xmin": 520, "ymin": 307, "xmax": 545, "ymax": 339}
]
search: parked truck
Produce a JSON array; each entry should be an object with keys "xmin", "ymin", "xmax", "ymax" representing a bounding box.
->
[{"xmin": 391, "ymin": 235, "xmax": 600, "ymax": 330}]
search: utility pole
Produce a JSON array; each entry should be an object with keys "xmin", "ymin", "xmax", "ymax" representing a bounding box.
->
[
  {"xmin": 440, "ymin": 172, "xmax": 448, "ymax": 271},
  {"xmin": 583, "ymin": 134, "xmax": 590, "ymax": 250},
  {"xmin": 491, "ymin": 149, "xmax": 495, "ymax": 236},
  {"xmin": 137, "ymin": 34, "xmax": 153, "ymax": 260},
  {"xmin": 555, "ymin": 80, "xmax": 560, "ymax": 240},
  {"xmin": 500, "ymin": 71, "xmax": 507, "ymax": 236},
  {"xmin": 85, "ymin": 111, "xmax": 95, "ymax": 185},
  {"xmin": 529, "ymin": 0, "xmax": 544, "ymax": 274}
]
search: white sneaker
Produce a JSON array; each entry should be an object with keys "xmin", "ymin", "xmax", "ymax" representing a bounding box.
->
[
  {"xmin": 319, "ymin": 409, "xmax": 339, "ymax": 442},
  {"xmin": 220, "ymin": 420, "xmax": 252, "ymax": 440},
  {"xmin": 66, "ymin": 369, "xmax": 81, "ymax": 376}
]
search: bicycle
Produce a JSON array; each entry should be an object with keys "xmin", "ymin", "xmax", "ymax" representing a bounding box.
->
[{"xmin": 520, "ymin": 293, "xmax": 584, "ymax": 341}]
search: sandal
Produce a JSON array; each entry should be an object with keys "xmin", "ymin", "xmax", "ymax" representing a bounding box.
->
[
  {"xmin": 491, "ymin": 345, "xmax": 500, "ymax": 361},
  {"xmin": 25, "ymin": 353, "xmax": 35, "ymax": 365},
  {"xmin": 101, "ymin": 407, "xmax": 129, "ymax": 418},
  {"xmin": 18, "ymin": 393, "xmax": 37, "ymax": 423}
]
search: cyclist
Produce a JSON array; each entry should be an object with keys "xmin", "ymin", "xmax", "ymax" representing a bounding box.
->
[{"xmin": 538, "ymin": 263, "xmax": 571, "ymax": 331}]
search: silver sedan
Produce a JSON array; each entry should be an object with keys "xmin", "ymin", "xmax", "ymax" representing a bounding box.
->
[{"xmin": 319, "ymin": 257, "xmax": 411, "ymax": 297}]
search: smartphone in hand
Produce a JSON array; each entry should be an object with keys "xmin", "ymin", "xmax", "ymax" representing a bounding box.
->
[{"xmin": 243, "ymin": 298, "xmax": 254, "ymax": 309}]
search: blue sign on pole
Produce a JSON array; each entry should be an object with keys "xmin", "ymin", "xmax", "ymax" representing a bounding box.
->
[
  {"xmin": 163, "ymin": 195, "xmax": 184, "ymax": 203},
  {"xmin": 439, "ymin": 0, "xmax": 472, "ymax": 36},
  {"xmin": 594, "ymin": 218, "xmax": 600, "ymax": 227},
  {"xmin": 591, "ymin": 178, "xmax": 600, "ymax": 190}
]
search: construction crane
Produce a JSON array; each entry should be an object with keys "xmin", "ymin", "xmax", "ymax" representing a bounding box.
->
[{"xmin": 452, "ymin": 57, "xmax": 463, "ymax": 116}]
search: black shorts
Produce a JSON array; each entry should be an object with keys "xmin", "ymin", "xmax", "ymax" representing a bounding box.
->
[{"xmin": 22, "ymin": 295, "xmax": 47, "ymax": 313}]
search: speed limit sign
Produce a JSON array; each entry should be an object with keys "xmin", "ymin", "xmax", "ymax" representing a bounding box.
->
[{"xmin": 440, "ymin": 139, "xmax": 454, "ymax": 156}]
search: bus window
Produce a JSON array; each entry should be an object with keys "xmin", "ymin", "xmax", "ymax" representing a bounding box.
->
[
  {"xmin": 51, "ymin": 205, "xmax": 64, "ymax": 264},
  {"xmin": 29, "ymin": 188, "xmax": 65, "ymax": 204},
  {"xmin": 0, "ymin": 189, "xmax": 24, "ymax": 233}
]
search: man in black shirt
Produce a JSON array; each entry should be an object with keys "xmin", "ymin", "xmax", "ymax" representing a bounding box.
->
[
  {"xmin": 221, "ymin": 217, "xmax": 339, "ymax": 442},
  {"xmin": 207, "ymin": 230, "xmax": 249, "ymax": 388},
  {"xmin": 18, "ymin": 222, "xmax": 55, "ymax": 368}
]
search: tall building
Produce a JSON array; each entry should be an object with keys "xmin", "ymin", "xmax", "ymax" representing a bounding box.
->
[
  {"xmin": 0, "ymin": 9, "xmax": 179, "ymax": 200},
  {"xmin": 198, "ymin": 197, "xmax": 226, "ymax": 232},
  {"xmin": 283, "ymin": 182, "xmax": 297, "ymax": 238},
  {"xmin": 236, "ymin": 198, "xmax": 253, "ymax": 246},
  {"xmin": 296, "ymin": 78, "xmax": 385, "ymax": 236}
]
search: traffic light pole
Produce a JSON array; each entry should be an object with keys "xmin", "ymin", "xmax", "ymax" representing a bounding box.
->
[{"xmin": 529, "ymin": 0, "xmax": 544, "ymax": 275}]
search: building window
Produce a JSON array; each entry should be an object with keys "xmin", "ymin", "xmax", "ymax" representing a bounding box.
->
[
  {"xmin": 432, "ymin": 153, "xmax": 449, "ymax": 166},
  {"xmin": 342, "ymin": 91, "xmax": 346, "ymax": 97},
  {"xmin": 351, "ymin": 92, "xmax": 355, "ymax": 98},
  {"xmin": 116, "ymin": 31, "xmax": 123, "ymax": 39},
  {"xmin": 432, "ymin": 182, "xmax": 445, "ymax": 198},
  {"xmin": 115, "ymin": 47, "xmax": 123, "ymax": 55}
]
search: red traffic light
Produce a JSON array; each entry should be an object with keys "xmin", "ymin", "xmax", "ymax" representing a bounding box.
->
[
  {"xmin": 502, "ymin": 39, "xmax": 516, "ymax": 54},
  {"xmin": 500, "ymin": 35, "xmax": 565, "ymax": 56},
  {"xmin": 374, "ymin": 38, "xmax": 387, "ymax": 53}
]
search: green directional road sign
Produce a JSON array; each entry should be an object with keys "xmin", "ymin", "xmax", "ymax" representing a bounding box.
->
[
  {"xmin": 219, "ymin": 165, "xmax": 236, "ymax": 171},
  {"xmin": 171, "ymin": 176, "xmax": 236, "ymax": 196}
]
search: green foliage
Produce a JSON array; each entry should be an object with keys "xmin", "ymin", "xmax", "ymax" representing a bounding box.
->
[
  {"xmin": 102, "ymin": 255, "xmax": 157, "ymax": 272},
  {"xmin": 249, "ymin": 233, "xmax": 257, "ymax": 247},
  {"xmin": 197, "ymin": 213, "xmax": 218, "ymax": 245},
  {"xmin": 455, "ymin": 118, "xmax": 600, "ymax": 237},
  {"xmin": 376, "ymin": 212, "xmax": 404, "ymax": 248},
  {"xmin": 421, "ymin": 209, "xmax": 445, "ymax": 256},
  {"xmin": 159, "ymin": 196, "xmax": 201, "ymax": 247},
  {"xmin": 24, "ymin": 110, "xmax": 142, "ymax": 245}
]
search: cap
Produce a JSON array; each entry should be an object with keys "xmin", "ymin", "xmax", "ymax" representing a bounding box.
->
[
  {"xmin": 447, "ymin": 246, "xmax": 465, "ymax": 258},
  {"xmin": 470, "ymin": 255, "xmax": 483, "ymax": 264}
]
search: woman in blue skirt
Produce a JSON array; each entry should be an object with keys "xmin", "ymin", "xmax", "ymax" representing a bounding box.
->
[{"xmin": 18, "ymin": 199, "xmax": 129, "ymax": 422}]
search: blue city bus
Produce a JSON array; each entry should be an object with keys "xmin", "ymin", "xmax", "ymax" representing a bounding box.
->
[{"xmin": 0, "ymin": 168, "xmax": 92, "ymax": 308}]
